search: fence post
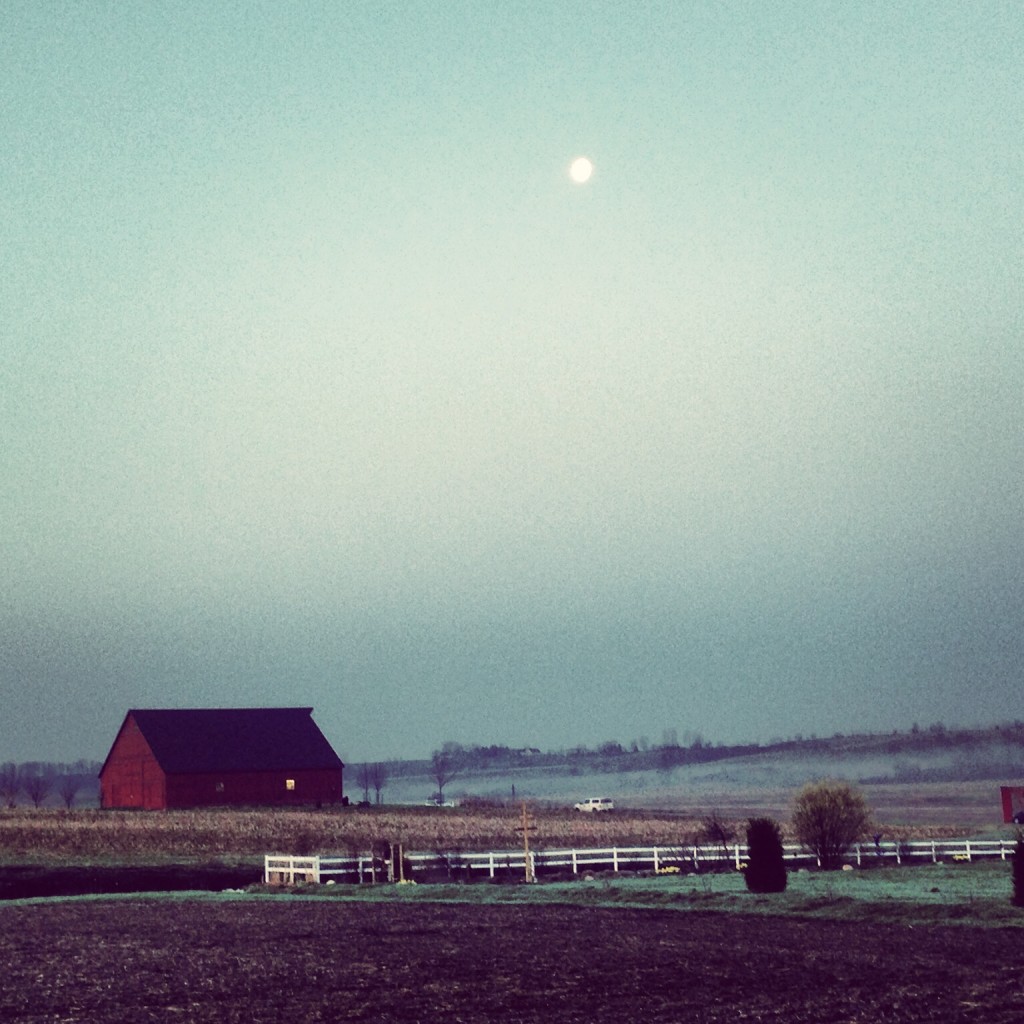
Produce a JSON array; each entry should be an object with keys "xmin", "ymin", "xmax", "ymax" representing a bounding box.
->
[
  {"xmin": 572, "ymin": 849, "xmax": 578, "ymax": 875},
  {"xmin": 734, "ymin": 844, "xmax": 741, "ymax": 870},
  {"xmin": 692, "ymin": 845, "xmax": 699, "ymax": 871},
  {"xmin": 653, "ymin": 847, "xmax": 660, "ymax": 873},
  {"xmin": 613, "ymin": 848, "xmax": 619, "ymax": 872},
  {"xmin": 855, "ymin": 844, "xmax": 861, "ymax": 866},
  {"xmin": 965, "ymin": 841, "xmax": 972, "ymax": 863}
]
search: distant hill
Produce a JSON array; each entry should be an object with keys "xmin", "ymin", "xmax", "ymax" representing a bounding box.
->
[{"xmin": 365, "ymin": 722, "xmax": 1024, "ymax": 809}]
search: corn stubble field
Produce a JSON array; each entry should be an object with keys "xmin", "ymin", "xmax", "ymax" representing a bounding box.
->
[{"xmin": 0, "ymin": 803, "xmax": 975, "ymax": 864}]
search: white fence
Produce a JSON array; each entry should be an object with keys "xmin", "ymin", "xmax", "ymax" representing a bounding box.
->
[{"xmin": 265, "ymin": 837, "xmax": 1018, "ymax": 885}]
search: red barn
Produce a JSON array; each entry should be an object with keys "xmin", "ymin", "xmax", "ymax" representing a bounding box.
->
[{"xmin": 99, "ymin": 707, "xmax": 344, "ymax": 810}]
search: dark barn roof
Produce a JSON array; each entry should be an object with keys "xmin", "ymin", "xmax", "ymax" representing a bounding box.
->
[{"xmin": 115, "ymin": 707, "xmax": 343, "ymax": 775}]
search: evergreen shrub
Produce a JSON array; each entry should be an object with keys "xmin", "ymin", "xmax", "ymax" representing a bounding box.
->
[{"xmin": 745, "ymin": 817, "xmax": 787, "ymax": 893}]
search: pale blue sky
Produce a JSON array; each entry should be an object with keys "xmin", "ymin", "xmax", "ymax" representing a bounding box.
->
[{"xmin": 2, "ymin": 2, "xmax": 1022, "ymax": 764}]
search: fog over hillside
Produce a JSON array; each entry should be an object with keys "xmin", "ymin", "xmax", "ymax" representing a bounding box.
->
[{"xmin": 380, "ymin": 732, "xmax": 1024, "ymax": 810}]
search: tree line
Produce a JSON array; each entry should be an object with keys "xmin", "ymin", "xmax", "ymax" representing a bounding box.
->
[
  {"xmin": 0, "ymin": 761, "xmax": 101, "ymax": 808},
  {"xmin": 386, "ymin": 720, "xmax": 1024, "ymax": 785}
]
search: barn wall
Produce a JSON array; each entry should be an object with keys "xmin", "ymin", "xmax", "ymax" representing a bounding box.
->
[
  {"xmin": 165, "ymin": 768, "xmax": 343, "ymax": 809},
  {"xmin": 100, "ymin": 715, "xmax": 167, "ymax": 810},
  {"xmin": 1000, "ymin": 786, "xmax": 1024, "ymax": 823}
]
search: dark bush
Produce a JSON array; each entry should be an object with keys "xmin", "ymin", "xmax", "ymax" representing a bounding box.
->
[
  {"xmin": 1012, "ymin": 834, "xmax": 1024, "ymax": 908},
  {"xmin": 745, "ymin": 817, "xmax": 787, "ymax": 893}
]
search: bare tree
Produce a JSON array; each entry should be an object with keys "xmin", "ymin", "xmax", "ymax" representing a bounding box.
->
[
  {"xmin": 369, "ymin": 762, "xmax": 388, "ymax": 805},
  {"xmin": 355, "ymin": 763, "xmax": 372, "ymax": 804},
  {"xmin": 792, "ymin": 779, "xmax": 872, "ymax": 870},
  {"xmin": 0, "ymin": 763, "xmax": 20, "ymax": 808},
  {"xmin": 697, "ymin": 811, "xmax": 737, "ymax": 869},
  {"xmin": 21, "ymin": 763, "xmax": 54, "ymax": 808},
  {"xmin": 430, "ymin": 749, "xmax": 460, "ymax": 805},
  {"xmin": 58, "ymin": 772, "xmax": 83, "ymax": 809},
  {"xmin": 352, "ymin": 762, "xmax": 388, "ymax": 805}
]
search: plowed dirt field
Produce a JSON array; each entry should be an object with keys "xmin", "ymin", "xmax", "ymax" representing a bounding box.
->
[{"xmin": 1, "ymin": 897, "xmax": 1020, "ymax": 1022}]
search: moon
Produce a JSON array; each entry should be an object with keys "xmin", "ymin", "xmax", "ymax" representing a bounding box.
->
[{"xmin": 569, "ymin": 156, "xmax": 593, "ymax": 184}]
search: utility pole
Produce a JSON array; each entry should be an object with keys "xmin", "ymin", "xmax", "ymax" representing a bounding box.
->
[{"xmin": 519, "ymin": 801, "xmax": 537, "ymax": 883}]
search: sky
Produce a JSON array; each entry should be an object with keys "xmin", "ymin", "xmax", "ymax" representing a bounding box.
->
[{"xmin": 2, "ymin": 1, "xmax": 1022, "ymax": 766}]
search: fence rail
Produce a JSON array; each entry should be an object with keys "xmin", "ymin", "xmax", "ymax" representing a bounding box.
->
[{"xmin": 264, "ymin": 837, "xmax": 1018, "ymax": 886}]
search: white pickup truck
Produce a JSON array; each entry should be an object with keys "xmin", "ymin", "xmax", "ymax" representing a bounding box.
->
[{"xmin": 574, "ymin": 797, "xmax": 614, "ymax": 812}]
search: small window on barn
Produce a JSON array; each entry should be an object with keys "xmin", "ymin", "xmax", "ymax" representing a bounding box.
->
[
  {"xmin": 285, "ymin": 779, "xmax": 296, "ymax": 791},
  {"xmin": 215, "ymin": 781, "xmax": 224, "ymax": 794}
]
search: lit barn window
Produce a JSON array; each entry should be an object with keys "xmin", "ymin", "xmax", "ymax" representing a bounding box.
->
[{"xmin": 285, "ymin": 779, "xmax": 296, "ymax": 791}]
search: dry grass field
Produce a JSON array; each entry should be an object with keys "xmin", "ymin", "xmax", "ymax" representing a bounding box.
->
[{"xmin": 631, "ymin": 779, "xmax": 1010, "ymax": 828}]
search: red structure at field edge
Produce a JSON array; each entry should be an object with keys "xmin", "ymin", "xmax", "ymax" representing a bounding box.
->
[
  {"xmin": 1000, "ymin": 786, "xmax": 1024, "ymax": 824},
  {"xmin": 99, "ymin": 707, "xmax": 344, "ymax": 810}
]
